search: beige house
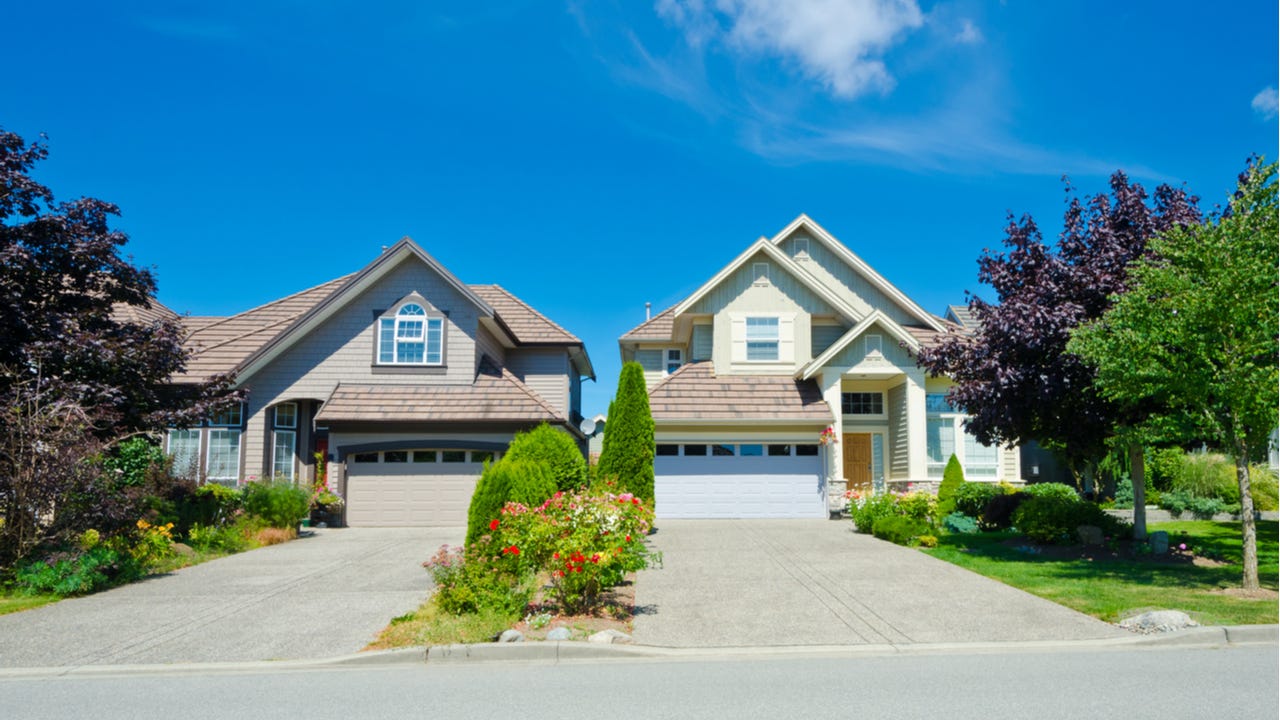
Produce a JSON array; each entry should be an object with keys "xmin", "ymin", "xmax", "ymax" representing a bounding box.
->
[
  {"xmin": 163, "ymin": 238, "xmax": 593, "ymax": 527},
  {"xmin": 619, "ymin": 215, "xmax": 1020, "ymax": 519}
]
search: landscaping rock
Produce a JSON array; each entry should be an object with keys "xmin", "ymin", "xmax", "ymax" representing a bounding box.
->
[
  {"xmin": 171, "ymin": 542, "xmax": 196, "ymax": 558},
  {"xmin": 1149, "ymin": 531, "xmax": 1169, "ymax": 555},
  {"xmin": 498, "ymin": 629, "xmax": 525, "ymax": 643},
  {"xmin": 1118, "ymin": 610, "xmax": 1199, "ymax": 634},
  {"xmin": 1077, "ymin": 525, "xmax": 1105, "ymax": 546},
  {"xmin": 546, "ymin": 627, "xmax": 572, "ymax": 641},
  {"xmin": 587, "ymin": 629, "xmax": 633, "ymax": 645}
]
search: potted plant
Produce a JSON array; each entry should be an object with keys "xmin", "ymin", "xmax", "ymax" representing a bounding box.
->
[{"xmin": 309, "ymin": 453, "xmax": 344, "ymax": 527}]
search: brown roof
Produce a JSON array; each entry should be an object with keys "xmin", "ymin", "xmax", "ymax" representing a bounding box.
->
[
  {"xmin": 110, "ymin": 298, "xmax": 179, "ymax": 326},
  {"xmin": 946, "ymin": 304, "xmax": 979, "ymax": 330},
  {"xmin": 179, "ymin": 274, "xmax": 354, "ymax": 379},
  {"xmin": 647, "ymin": 362, "xmax": 831, "ymax": 423},
  {"xmin": 314, "ymin": 357, "xmax": 564, "ymax": 424},
  {"xmin": 902, "ymin": 316, "xmax": 970, "ymax": 350},
  {"xmin": 469, "ymin": 284, "xmax": 581, "ymax": 345},
  {"xmin": 620, "ymin": 306, "xmax": 676, "ymax": 341}
]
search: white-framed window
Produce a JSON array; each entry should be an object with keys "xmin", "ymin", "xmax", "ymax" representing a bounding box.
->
[
  {"xmin": 206, "ymin": 429, "xmax": 242, "ymax": 483},
  {"xmin": 167, "ymin": 429, "xmax": 201, "ymax": 479},
  {"xmin": 841, "ymin": 392, "xmax": 884, "ymax": 415},
  {"xmin": 271, "ymin": 403, "xmax": 297, "ymax": 482},
  {"xmin": 666, "ymin": 348, "xmax": 683, "ymax": 374},
  {"xmin": 210, "ymin": 403, "xmax": 244, "ymax": 427},
  {"xmin": 378, "ymin": 303, "xmax": 443, "ymax": 365},
  {"xmin": 745, "ymin": 316, "xmax": 780, "ymax": 361},
  {"xmin": 926, "ymin": 392, "xmax": 999, "ymax": 479}
]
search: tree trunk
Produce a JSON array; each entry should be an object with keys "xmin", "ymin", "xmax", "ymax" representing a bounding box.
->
[
  {"xmin": 1129, "ymin": 443, "xmax": 1147, "ymax": 541},
  {"xmin": 1233, "ymin": 442, "xmax": 1259, "ymax": 591}
]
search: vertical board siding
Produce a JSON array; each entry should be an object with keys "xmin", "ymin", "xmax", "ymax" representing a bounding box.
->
[
  {"xmin": 810, "ymin": 324, "xmax": 846, "ymax": 357},
  {"xmin": 784, "ymin": 233, "xmax": 917, "ymax": 327},
  {"xmin": 691, "ymin": 324, "xmax": 713, "ymax": 361},
  {"xmin": 507, "ymin": 348, "xmax": 571, "ymax": 416},
  {"xmin": 887, "ymin": 382, "xmax": 909, "ymax": 478}
]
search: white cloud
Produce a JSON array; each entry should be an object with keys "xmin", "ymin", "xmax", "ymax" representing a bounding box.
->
[
  {"xmin": 954, "ymin": 18, "xmax": 982, "ymax": 44},
  {"xmin": 657, "ymin": 0, "xmax": 924, "ymax": 98},
  {"xmin": 1251, "ymin": 86, "xmax": 1278, "ymax": 120}
]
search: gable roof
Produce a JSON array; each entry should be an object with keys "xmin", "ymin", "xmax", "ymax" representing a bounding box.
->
[
  {"xmin": 671, "ymin": 238, "xmax": 865, "ymax": 323},
  {"xmin": 111, "ymin": 297, "xmax": 179, "ymax": 326},
  {"xmin": 945, "ymin": 304, "xmax": 979, "ymax": 330},
  {"xmin": 798, "ymin": 310, "xmax": 922, "ymax": 381},
  {"xmin": 647, "ymin": 362, "xmax": 831, "ymax": 424},
  {"xmin": 772, "ymin": 214, "xmax": 946, "ymax": 332},
  {"xmin": 177, "ymin": 239, "xmax": 589, "ymax": 382},
  {"xmin": 620, "ymin": 305, "xmax": 676, "ymax": 341},
  {"xmin": 314, "ymin": 356, "xmax": 569, "ymax": 426}
]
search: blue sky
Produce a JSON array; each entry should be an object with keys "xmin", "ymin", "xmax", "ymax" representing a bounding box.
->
[{"xmin": 5, "ymin": 1, "xmax": 1276, "ymax": 417}]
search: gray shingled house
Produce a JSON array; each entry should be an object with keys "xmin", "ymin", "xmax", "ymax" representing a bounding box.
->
[
  {"xmin": 619, "ymin": 215, "xmax": 1022, "ymax": 519},
  {"xmin": 162, "ymin": 238, "xmax": 593, "ymax": 527}
]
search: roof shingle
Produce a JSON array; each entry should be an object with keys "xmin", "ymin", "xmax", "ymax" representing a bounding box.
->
[
  {"xmin": 647, "ymin": 362, "xmax": 831, "ymax": 423},
  {"xmin": 469, "ymin": 284, "xmax": 581, "ymax": 344},
  {"xmin": 620, "ymin": 306, "xmax": 675, "ymax": 341}
]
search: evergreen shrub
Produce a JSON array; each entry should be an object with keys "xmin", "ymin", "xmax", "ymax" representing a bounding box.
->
[
  {"xmin": 503, "ymin": 423, "xmax": 587, "ymax": 492},
  {"xmin": 936, "ymin": 454, "xmax": 965, "ymax": 515}
]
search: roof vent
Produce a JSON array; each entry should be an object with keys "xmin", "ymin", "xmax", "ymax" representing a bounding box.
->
[{"xmin": 645, "ymin": 302, "xmax": 651, "ymax": 321}]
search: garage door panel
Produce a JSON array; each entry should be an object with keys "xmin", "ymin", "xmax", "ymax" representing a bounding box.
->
[
  {"xmin": 655, "ymin": 455, "xmax": 824, "ymax": 519},
  {"xmin": 346, "ymin": 463, "xmax": 481, "ymax": 527}
]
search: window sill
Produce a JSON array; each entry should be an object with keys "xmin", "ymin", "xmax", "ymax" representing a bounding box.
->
[{"xmin": 371, "ymin": 365, "xmax": 449, "ymax": 375}]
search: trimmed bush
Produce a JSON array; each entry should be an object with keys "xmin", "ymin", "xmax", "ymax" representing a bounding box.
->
[
  {"xmin": 942, "ymin": 511, "xmax": 980, "ymax": 535},
  {"xmin": 467, "ymin": 460, "xmax": 513, "ymax": 545},
  {"xmin": 981, "ymin": 492, "xmax": 1028, "ymax": 530},
  {"xmin": 954, "ymin": 482, "xmax": 1004, "ymax": 519},
  {"xmin": 1012, "ymin": 494, "xmax": 1129, "ymax": 544},
  {"xmin": 851, "ymin": 493, "xmax": 901, "ymax": 534},
  {"xmin": 1158, "ymin": 490, "xmax": 1233, "ymax": 520},
  {"xmin": 504, "ymin": 460, "xmax": 558, "ymax": 507},
  {"xmin": 871, "ymin": 516, "xmax": 930, "ymax": 546},
  {"xmin": 503, "ymin": 423, "xmax": 587, "ymax": 492},
  {"xmin": 243, "ymin": 480, "xmax": 311, "ymax": 529},
  {"xmin": 937, "ymin": 454, "xmax": 965, "ymax": 515},
  {"xmin": 1022, "ymin": 482, "xmax": 1079, "ymax": 502},
  {"xmin": 596, "ymin": 362, "xmax": 655, "ymax": 501},
  {"xmin": 851, "ymin": 492, "xmax": 936, "ymax": 534}
]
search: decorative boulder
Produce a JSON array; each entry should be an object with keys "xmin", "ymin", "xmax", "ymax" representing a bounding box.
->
[
  {"xmin": 498, "ymin": 629, "xmax": 525, "ymax": 643},
  {"xmin": 587, "ymin": 629, "xmax": 633, "ymax": 644},
  {"xmin": 1149, "ymin": 531, "xmax": 1169, "ymax": 555},
  {"xmin": 1119, "ymin": 610, "xmax": 1199, "ymax": 634},
  {"xmin": 546, "ymin": 627, "xmax": 572, "ymax": 641},
  {"xmin": 1077, "ymin": 525, "xmax": 1106, "ymax": 546}
]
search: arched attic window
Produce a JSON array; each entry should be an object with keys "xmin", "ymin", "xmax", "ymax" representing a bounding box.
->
[{"xmin": 377, "ymin": 301, "xmax": 444, "ymax": 365}]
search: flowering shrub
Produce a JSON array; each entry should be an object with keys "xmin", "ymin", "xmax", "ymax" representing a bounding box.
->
[
  {"xmin": 850, "ymin": 491, "xmax": 937, "ymax": 535},
  {"xmin": 430, "ymin": 488, "xmax": 659, "ymax": 617},
  {"xmin": 129, "ymin": 519, "xmax": 175, "ymax": 567}
]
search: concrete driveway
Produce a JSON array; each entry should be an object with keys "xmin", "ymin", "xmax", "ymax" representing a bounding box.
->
[
  {"xmin": 631, "ymin": 520, "xmax": 1128, "ymax": 647},
  {"xmin": 0, "ymin": 527, "xmax": 461, "ymax": 668}
]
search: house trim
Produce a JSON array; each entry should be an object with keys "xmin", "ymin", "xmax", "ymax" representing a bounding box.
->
[{"xmin": 798, "ymin": 310, "xmax": 922, "ymax": 380}]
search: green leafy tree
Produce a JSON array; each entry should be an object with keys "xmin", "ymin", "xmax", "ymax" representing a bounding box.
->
[
  {"xmin": 596, "ymin": 362, "xmax": 655, "ymax": 501},
  {"xmin": 1070, "ymin": 159, "xmax": 1279, "ymax": 589}
]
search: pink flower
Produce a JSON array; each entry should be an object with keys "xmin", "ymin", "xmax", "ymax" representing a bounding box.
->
[{"xmin": 1178, "ymin": 543, "xmax": 1187, "ymax": 551}]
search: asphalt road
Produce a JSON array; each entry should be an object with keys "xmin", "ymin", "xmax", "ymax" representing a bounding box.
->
[{"xmin": 4, "ymin": 645, "xmax": 1275, "ymax": 720}]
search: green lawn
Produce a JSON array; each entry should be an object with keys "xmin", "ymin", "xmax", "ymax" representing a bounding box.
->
[
  {"xmin": 924, "ymin": 520, "xmax": 1278, "ymax": 626},
  {"xmin": 0, "ymin": 592, "xmax": 58, "ymax": 616}
]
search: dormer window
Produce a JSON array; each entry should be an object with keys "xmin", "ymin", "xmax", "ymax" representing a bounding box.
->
[
  {"xmin": 666, "ymin": 348, "xmax": 683, "ymax": 374},
  {"xmin": 378, "ymin": 302, "xmax": 444, "ymax": 365}
]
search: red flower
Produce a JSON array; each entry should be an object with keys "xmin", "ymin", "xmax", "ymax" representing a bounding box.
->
[
  {"xmin": 632, "ymin": 498, "xmax": 640, "ymax": 505},
  {"xmin": 625, "ymin": 535, "xmax": 632, "ymax": 542},
  {"xmin": 590, "ymin": 553, "xmax": 600, "ymax": 564},
  {"xmin": 489, "ymin": 519, "xmax": 500, "ymax": 531},
  {"xmin": 552, "ymin": 552, "xmax": 560, "ymax": 560},
  {"xmin": 504, "ymin": 545, "xmax": 520, "ymax": 556}
]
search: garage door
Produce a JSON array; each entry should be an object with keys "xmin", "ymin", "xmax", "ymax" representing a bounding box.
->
[
  {"xmin": 345, "ymin": 449, "xmax": 488, "ymax": 527},
  {"xmin": 654, "ymin": 443, "xmax": 826, "ymax": 519}
]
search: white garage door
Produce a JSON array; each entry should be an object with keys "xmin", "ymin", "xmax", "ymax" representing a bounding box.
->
[
  {"xmin": 655, "ymin": 444, "xmax": 826, "ymax": 519},
  {"xmin": 345, "ymin": 449, "xmax": 487, "ymax": 527}
]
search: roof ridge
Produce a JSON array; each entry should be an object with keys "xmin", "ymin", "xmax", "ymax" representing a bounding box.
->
[
  {"xmin": 621, "ymin": 304, "xmax": 676, "ymax": 339},
  {"xmin": 473, "ymin": 284, "xmax": 582, "ymax": 344}
]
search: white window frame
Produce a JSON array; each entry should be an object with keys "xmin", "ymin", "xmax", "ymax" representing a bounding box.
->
[
  {"xmin": 206, "ymin": 428, "xmax": 242, "ymax": 484},
  {"xmin": 745, "ymin": 316, "xmax": 780, "ymax": 361},
  {"xmin": 377, "ymin": 302, "xmax": 444, "ymax": 366},
  {"xmin": 926, "ymin": 393, "xmax": 999, "ymax": 479},
  {"xmin": 665, "ymin": 348, "xmax": 683, "ymax": 375},
  {"xmin": 167, "ymin": 429, "xmax": 201, "ymax": 480},
  {"xmin": 272, "ymin": 430, "xmax": 296, "ymax": 482}
]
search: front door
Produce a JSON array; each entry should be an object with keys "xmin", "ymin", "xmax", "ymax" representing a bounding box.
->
[{"xmin": 843, "ymin": 433, "xmax": 873, "ymax": 495}]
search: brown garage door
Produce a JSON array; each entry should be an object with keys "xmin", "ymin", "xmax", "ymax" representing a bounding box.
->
[{"xmin": 344, "ymin": 449, "xmax": 489, "ymax": 527}]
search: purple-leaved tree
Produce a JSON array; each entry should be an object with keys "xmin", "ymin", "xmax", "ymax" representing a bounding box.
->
[
  {"xmin": 917, "ymin": 171, "xmax": 1201, "ymax": 519},
  {"xmin": 0, "ymin": 128, "xmax": 237, "ymax": 568}
]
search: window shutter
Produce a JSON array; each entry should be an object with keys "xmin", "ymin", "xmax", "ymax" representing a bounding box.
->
[
  {"xmin": 778, "ymin": 314, "xmax": 795, "ymax": 362},
  {"xmin": 730, "ymin": 315, "xmax": 747, "ymax": 362}
]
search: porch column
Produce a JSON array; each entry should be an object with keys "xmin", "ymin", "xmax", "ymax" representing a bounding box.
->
[
  {"xmin": 819, "ymin": 370, "xmax": 844, "ymax": 490},
  {"xmin": 905, "ymin": 367, "xmax": 927, "ymax": 480}
]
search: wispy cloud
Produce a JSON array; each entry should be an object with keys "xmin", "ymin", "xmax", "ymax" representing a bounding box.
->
[
  {"xmin": 656, "ymin": 0, "xmax": 924, "ymax": 98},
  {"xmin": 954, "ymin": 18, "xmax": 983, "ymax": 44},
  {"xmin": 1251, "ymin": 86, "xmax": 1278, "ymax": 120}
]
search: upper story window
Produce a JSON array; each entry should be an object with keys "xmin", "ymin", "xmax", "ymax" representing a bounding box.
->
[
  {"xmin": 745, "ymin": 316, "xmax": 780, "ymax": 361},
  {"xmin": 926, "ymin": 393, "xmax": 956, "ymax": 413},
  {"xmin": 210, "ymin": 402, "xmax": 244, "ymax": 427},
  {"xmin": 841, "ymin": 392, "xmax": 884, "ymax": 415},
  {"xmin": 378, "ymin": 302, "xmax": 443, "ymax": 365},
  {"xmin": 665, "ymin": 348, "xmax": 683, "ymax": 374}
]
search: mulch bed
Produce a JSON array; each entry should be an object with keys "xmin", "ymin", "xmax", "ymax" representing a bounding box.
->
[
  {"xmin": 996, "ymin": 536, "xmax": 1227, "ymax": 567},
  {"xmin": 510, "ymin": 575, "xmax": 639, "ymax": 641}
]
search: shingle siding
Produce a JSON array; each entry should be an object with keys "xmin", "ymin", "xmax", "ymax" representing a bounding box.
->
[
  {"xmin": 782, "ymin": 233, "xmax": 918, "ymax": 327},
  {"xmin": 506, "ymin": 348, "xmax": 571, "ymax": 418}
]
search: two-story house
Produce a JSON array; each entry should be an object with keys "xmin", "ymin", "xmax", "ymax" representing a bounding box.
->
[
  {"xmin": 163, "ymin": 238, "xmax": 593, "ymax": 527},
  {"xmin": 619, "ymin": 215, "xmax": 1020, "ymax": 519}
]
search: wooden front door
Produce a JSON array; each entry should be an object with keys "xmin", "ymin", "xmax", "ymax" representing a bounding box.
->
[{"xmin": 843, "ymin": 433, "xmax": 873, "ymax": 495}]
